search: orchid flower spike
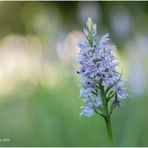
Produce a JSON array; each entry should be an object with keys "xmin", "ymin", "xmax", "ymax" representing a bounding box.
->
[{"xmin": 76, "ymin": 17, "xmax": 128, "ymax": 145}]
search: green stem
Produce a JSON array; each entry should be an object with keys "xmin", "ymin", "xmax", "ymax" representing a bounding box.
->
[
  {"xmin": 99, "ymin": 84, "xmax": 114, "ymax": 146},
  {"xmin": 105, "ymin": 115, "xmax": 113, "ymax": 146}
]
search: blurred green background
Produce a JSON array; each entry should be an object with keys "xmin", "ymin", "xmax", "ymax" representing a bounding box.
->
[{"xmin": 0, "ymin": 1, "xmax": 148, "ymax": 146}]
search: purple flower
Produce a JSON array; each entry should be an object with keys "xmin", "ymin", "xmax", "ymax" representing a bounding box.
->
[
  {"xmin": 102, "ymin": 76, "xmax": 113, "ymax": 87},
  {"xmin": 117, "ymin": 87, "xmax": 128, "ymax": 99},
  {"xmin": 80, "ymin": 104, "xmax": 94, "ymax": 117},
  {"xmin": 77, "ymin": 18, "xmax": 128, "ymax": 117}
]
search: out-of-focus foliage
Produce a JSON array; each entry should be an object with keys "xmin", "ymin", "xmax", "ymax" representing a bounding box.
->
[{"xmin": 0, "ymin": 1, "xmax": 148, "ymax": 146}]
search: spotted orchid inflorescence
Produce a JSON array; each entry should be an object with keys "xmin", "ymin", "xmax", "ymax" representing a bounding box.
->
[{"xmin": 77, "ymin": 18, "xmax": 128, "ymax": 118}]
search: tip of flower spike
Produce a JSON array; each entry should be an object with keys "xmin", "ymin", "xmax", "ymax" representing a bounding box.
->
[
  {"xmin": 87, "ymin": 17, "xmax": 92, "ymax": 22},
  {"xmin": 86, "ymin": 17, "xmax": 93, "ymax": 32},
  {"xmin": 87, "ymin": 17, "xmax": 92, "ymax": 24},
  {"xmin": 84, "ymin": 18, "xmax": 97, "ymax": 46},
  {"xmin": 86, "ymin": 18, "xmax": 97, "ymax": 33}
]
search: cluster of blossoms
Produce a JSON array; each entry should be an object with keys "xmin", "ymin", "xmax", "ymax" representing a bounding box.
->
[{"xmin": 77, "ymin": 18, "xmax": 128, "ymax": 117}]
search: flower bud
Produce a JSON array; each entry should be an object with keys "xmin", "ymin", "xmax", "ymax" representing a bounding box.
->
[{"xmin": 86, "ymin": 17, "xmax": 93, "ymax": 32}]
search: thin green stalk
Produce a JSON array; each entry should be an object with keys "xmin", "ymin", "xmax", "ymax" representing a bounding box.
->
[
  {"xmin": 105, "ymin": 115, "xmax": 113, "ymax": 146},
  {"xmin": 100, "ymin": 85, "xmax": 114, "ymax": 146}
]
